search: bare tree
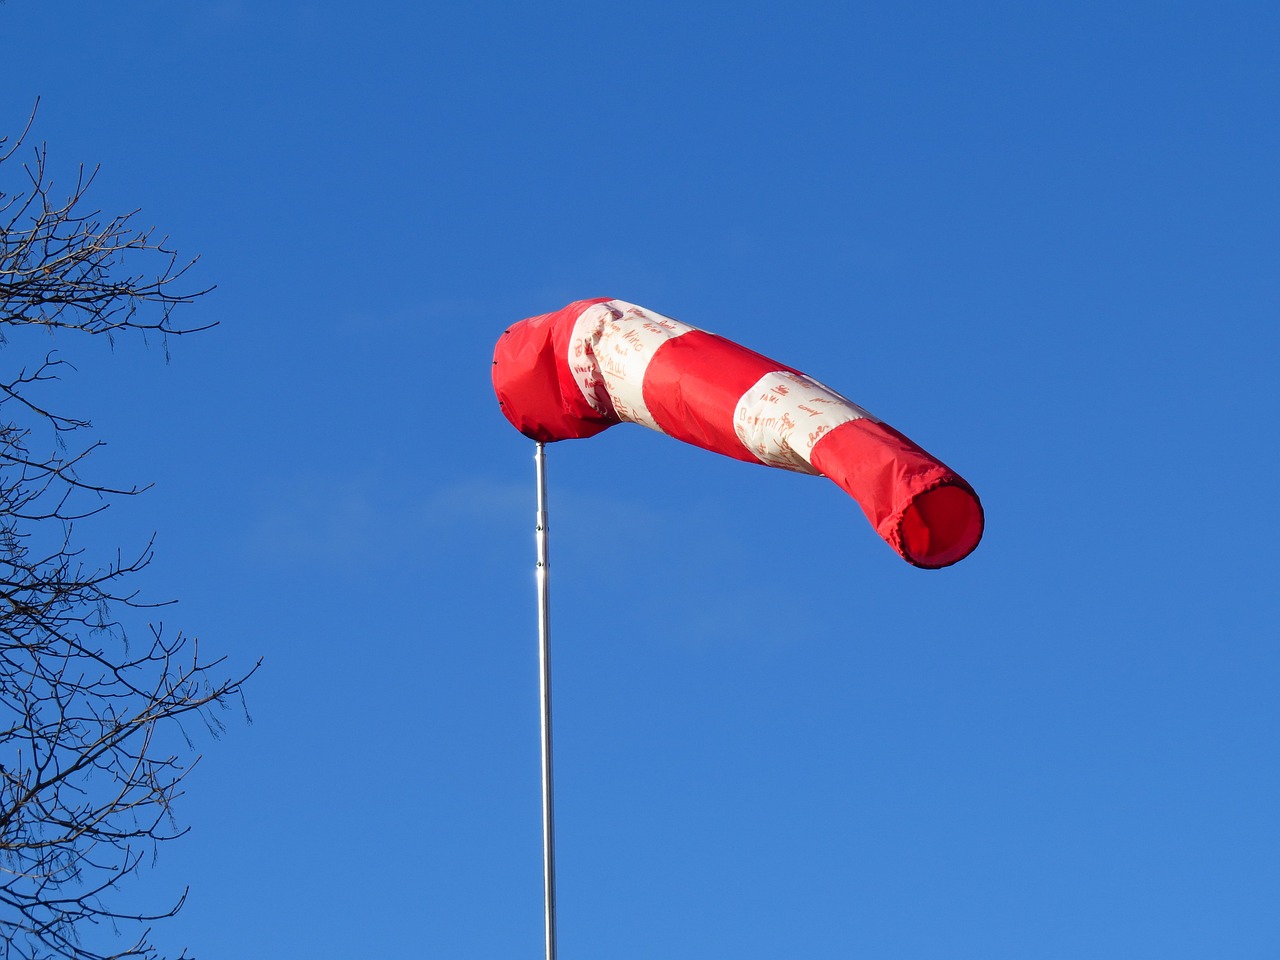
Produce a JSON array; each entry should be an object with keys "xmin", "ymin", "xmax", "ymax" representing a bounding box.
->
[{"xmin": 0, "ymin": 106, "xmax": 254, "ymax": 960}]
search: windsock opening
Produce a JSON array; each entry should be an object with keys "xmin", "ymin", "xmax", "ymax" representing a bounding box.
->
[{"xmin": 898, "ymin": 483, "xmax": 984, "ymax": 569}]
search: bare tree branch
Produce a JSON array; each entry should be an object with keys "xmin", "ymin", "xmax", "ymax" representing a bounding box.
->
[{"xmin": 0, "ymin": 104, "xmax": 251, "ymax": 960}]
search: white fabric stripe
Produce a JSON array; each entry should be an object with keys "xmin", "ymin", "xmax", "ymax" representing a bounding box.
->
[
  {"xmin": 733, "ymin": 370, "xmax": 874, "ymax": 473},
  {"xmin": 568, "ymin": 300, "xmax": 696, "ymax": 433}
]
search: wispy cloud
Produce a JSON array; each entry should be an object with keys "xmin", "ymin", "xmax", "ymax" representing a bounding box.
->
[
  {"xmin": 245, "ymin": 478, "xmax": 389, "ymax": 566},
  {"xmin": 240, "ymin": 457, "xmax": 706, "ymax": 584},
  {"xmin": 420, "ymin": 478, "xmax": 528, "ymax": 525},
  {"xmin": 243, "ymin": 473, "xmax": 536, "ymax": 569}
]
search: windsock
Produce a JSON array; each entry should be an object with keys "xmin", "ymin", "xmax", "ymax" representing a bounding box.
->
[{"xmin": 492, "ymin": 298, "xmax": 983, "ymax": 568}]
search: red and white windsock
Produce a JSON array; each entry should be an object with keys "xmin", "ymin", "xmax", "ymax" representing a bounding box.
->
[{"xmin": 492, "ymin": 298, "xmax": 984, "ymax": 568}]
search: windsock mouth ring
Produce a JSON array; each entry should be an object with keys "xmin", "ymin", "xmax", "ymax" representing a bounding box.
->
[{"xmin": 897, "ymin": 481, "xmax": 984, "ymax": 569}]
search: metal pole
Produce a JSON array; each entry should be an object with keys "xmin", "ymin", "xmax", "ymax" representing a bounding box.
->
[{"xmin": 534, "ymin": 441, "xmax": 558, "ymax": 960}]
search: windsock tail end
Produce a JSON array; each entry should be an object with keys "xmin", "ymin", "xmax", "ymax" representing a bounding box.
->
[
  {"xmin": 897, "ymin": 481, "xmax": 984, "ymax": 569},
  {"xmin": 811, "ymin": 419, "xmax": 983, "ymax": 569}
]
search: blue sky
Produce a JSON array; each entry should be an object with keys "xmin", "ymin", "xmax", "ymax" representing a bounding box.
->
[{"xmin": 2, "ymin": 1, "xmax": 1277, "ymax": 957}]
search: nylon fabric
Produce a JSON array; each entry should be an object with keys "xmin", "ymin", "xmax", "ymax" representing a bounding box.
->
[
  {"xmin": 643, "ymin": 331, "xmax": 795, "ymax": 466},
  {"xmin": 733, "ymin": 370, "xmax": 872, "ymax": 473},
  {"xmin": 569, "ymin": 300, "xmax": 696, "ymax": 432},
  {"xmin": 491, "ymin": 298, "xmax": 984, "ymax": 567}
]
